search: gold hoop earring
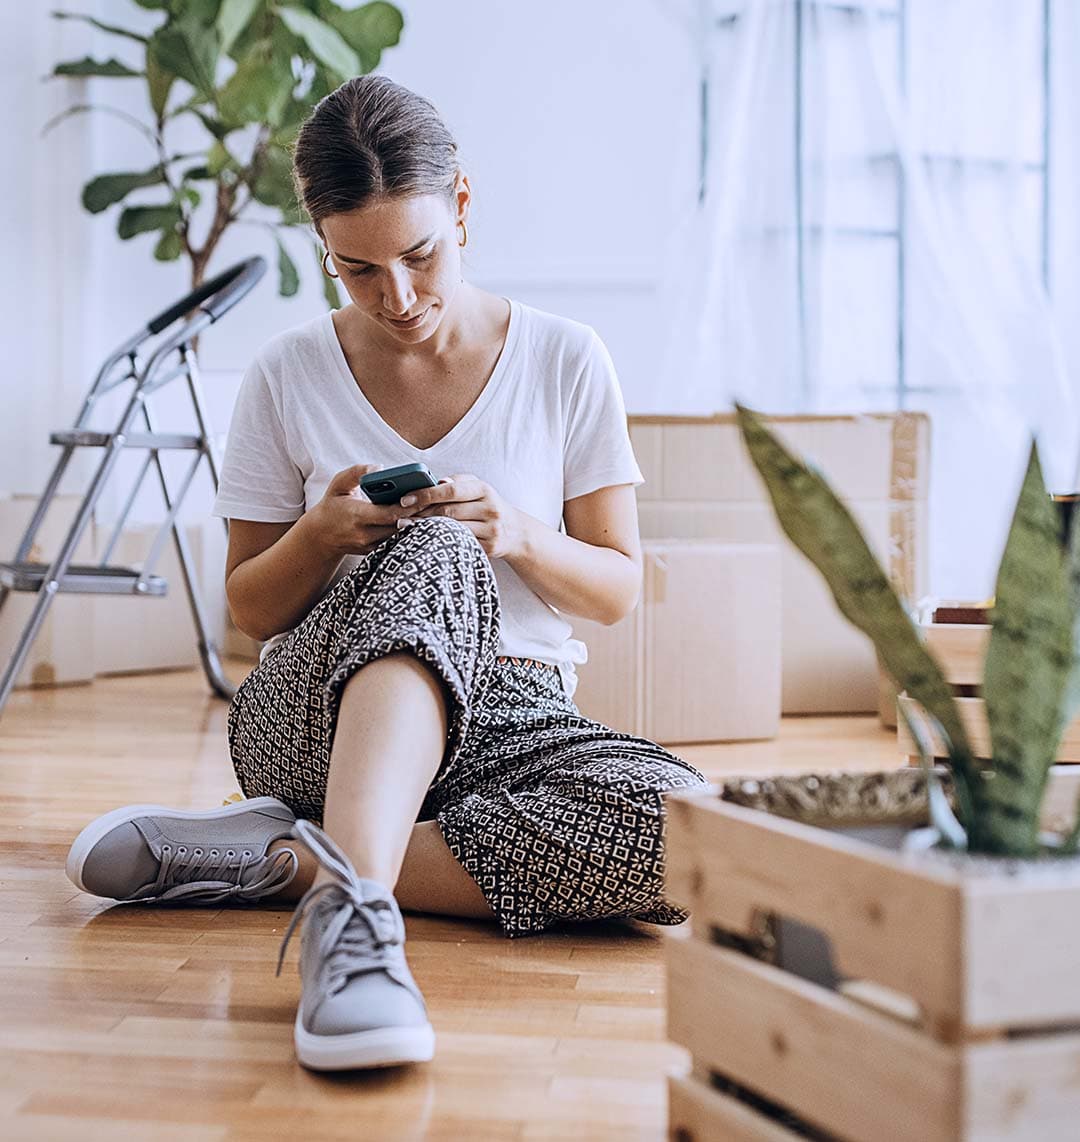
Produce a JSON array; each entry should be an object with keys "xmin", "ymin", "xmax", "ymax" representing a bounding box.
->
[
  {"xmin": 457, "ymin": 220, "xmax": 468, "ymax": 249},
  {"xmin": 321, "ymin": 250, "xmax": 339, "ymax": 279}
]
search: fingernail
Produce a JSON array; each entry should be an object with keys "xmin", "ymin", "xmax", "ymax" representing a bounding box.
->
[
  {"xmin": 400, "ymin": 495, "xmax": 416, "ymax": 507},
  {"xmin": 397, "ymin": 518, "xmax": 414, "ymax": 529}
]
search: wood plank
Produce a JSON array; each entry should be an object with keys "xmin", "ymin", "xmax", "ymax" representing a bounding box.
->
[
  {"xmin": 923, "ymin": 623, "xmax": 989, "ymax": 686},
  {"xmin": 898, "ymin": 695, "xmax": 1080, "ymax": 764},
  {"xmin": 965, "ymin": 1034, "xmax": 1080, "ymax": 1141},
  {"xmin": 665, "ymin": 788, "xmax": 965, "ymax": 1030},
  {"xmin": 668, "ymin": 1073, "xmax": 804, "ymax": 1141},
  {"xmin": 667, "ymin": 937, "xmax": 960, "ymax": 1142}
]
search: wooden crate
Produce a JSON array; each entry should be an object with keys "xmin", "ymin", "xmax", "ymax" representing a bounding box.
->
[
  {"xmin": 898, "ymin": 622, "xmax": 1080, "ymax": 765},
  {"xmin": 664, "ymin": 773, "xmax": 1080, "ymax": 1141}
]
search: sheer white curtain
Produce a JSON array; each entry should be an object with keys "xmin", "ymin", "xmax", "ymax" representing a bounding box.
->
[{"xmin": 653, "ymin": 0, "xmax": 1080, "ymax": 600}]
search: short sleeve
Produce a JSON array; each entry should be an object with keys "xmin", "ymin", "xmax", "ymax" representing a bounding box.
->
[
  {"xmin": 211, "ymin": 359, "xmax": 305, "ymax": 522},
  {"xmin": 562, "ymin": 331, "xmax": 644, "ymax": 502}
]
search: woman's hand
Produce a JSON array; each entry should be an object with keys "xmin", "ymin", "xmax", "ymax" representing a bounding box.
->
[
  {"xmin": 401, "ymin": 475, "xmax": 526, "ymax": 560},
  {"xmin": 309, "ymin": 463, "xmax": 421, "ymax": 557}
]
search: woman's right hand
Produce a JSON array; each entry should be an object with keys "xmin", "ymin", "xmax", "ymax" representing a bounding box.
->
[{"xmin": 308, "ymin": 464, "xmax": 420, "ymax": 557}]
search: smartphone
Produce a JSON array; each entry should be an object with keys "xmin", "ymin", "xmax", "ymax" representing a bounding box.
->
[{"xmin": 359, "ymin": 462, "xmax": 438, "ymax": 505}]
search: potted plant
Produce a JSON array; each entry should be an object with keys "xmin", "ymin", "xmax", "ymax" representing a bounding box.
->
[
  {"xmin": 48, "ymin": 0, "xmax": 404, "ymax": 304},
  {"xmin": 665, "ymin": 406, "xmax": 1080, "ymax": 1142}
]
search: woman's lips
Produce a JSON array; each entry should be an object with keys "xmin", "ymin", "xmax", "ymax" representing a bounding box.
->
[{"xmin": 385, "ymin": 308, "xmax": 429, "ymax": 328}]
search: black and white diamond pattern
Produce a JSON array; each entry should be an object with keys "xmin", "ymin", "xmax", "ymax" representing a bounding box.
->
[{"xmin": 227, "ymin": 517, "xmax": 708, "ymax": 938}]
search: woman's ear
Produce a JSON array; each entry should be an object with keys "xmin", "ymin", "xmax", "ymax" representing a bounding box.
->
[{"xmin": 454, "ymin": 171, "xmax": 472, "ymax": 224}]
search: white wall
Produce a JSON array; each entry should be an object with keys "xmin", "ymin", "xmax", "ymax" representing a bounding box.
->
[{"xmin": 2, "ymin": 1, "xmax": 700, "ymax": 530}]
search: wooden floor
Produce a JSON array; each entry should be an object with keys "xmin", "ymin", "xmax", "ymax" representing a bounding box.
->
[{"xmin": 0, "ymin": 663, "xmax": 906, "ymax": 1141}]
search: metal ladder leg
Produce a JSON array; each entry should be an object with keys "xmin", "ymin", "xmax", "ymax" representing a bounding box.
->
[{"xmin": 138, "ymin": 397, "xmax": 235, "ymax": 701}]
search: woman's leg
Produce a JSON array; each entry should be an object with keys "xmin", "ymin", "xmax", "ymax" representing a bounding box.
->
[
  {"xmin": 420, "ymin": 661, "xmax": 710, "ymax": 939},
  {"xmin": 263, "ymin": 651, "xmax": 494, "ymax": 919}
]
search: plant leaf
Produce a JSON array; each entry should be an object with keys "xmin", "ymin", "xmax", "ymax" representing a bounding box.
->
[
  {"xmin": 153, "ymin": 228, "xmax": 184, "ymax": 261},
  {"xmin": 51, "ymin": 11, "xmax": 149, "ymax": 44},
  {"xmin": 275, "ymin": 234, "xmax": 299, "ymax": 296},
  {"xmin": 216, "ymin": 47, "xmax": 282, "ymax": 125},
  {"xmin": 133, "ymin": 0, "xmax": 168, "ymax": 8},
  {"xmin": 117, "ymin": 203, "xmax": 182, "ymax": 239},
  {"xmin": 899, "ymin": 703, "xmax": 968, "ymax": 849},
  {"xmin": 149, "ymin": 19, "xmax": 219, "ymax": 97},
  {"xmin": 323, "ymin": 0, "xmax": 403, "ymax": 73},
  {"xmin": 53, "ymin": 57, "xmax": 142, "ymax": 78},
  {"xmin": 81, "ymin": 167, "xmax": 165, "ymax": 213},
  {"xmin": 981, "ymin": 445, "xmax": 1075, "ymax": 856},
  {"xmin": 206, "ymin": 140, "xmax": 237, "ymax": 175},
  {"xmin": 735, "ymin": 404, "xmax": 977, "ymax": 783},
  {"xmin": 217, "ymin": 0, "xmax": 261, "ymax": 54},
  {"xmin": 251, "ymin": 145, "xmax": 297, "ymax": 211},
  {"xmin": 145, "ymin": 46, "xmax": 175, "ymax": 119},
  {"xmin": 276, "ymin": 5, "xmax": 360, "ymax": 77}
]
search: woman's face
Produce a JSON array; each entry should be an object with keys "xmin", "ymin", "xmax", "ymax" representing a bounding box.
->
[{"xmin": 319, "ymin": 188, "xmax": 465, "ymax": 345}]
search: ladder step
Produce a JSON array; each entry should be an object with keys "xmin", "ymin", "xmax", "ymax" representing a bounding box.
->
[
  {"xmin": 50, "ymin": 430, "xmax": 203, "ymax": 450},
  {"xmin": 0, "ymin": 562, "xmax": 168, "ymax": 596}
]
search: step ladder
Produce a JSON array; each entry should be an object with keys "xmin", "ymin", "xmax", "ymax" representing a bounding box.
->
[{"xmin": 0, "ymin": 257, "xmax": 267, "ymax": 719}]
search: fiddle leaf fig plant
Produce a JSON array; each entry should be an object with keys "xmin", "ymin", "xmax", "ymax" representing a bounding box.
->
[
  {"xmin": 47, "ymin": 0, "xmax": 405, "ymax": 305},
  {"xmin": 736, "ymin": 403, "xmax": 1080, "ymax": 858}
]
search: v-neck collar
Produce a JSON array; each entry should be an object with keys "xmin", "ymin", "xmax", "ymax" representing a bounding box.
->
[{"xmin": 321, "ymin": 299, "xmax": 519, "ymax": 457}]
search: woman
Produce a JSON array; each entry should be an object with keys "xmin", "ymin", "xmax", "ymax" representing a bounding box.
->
[{"xmin": 65, "ymin": 75, "xmax": 708, "ymax": 1073}]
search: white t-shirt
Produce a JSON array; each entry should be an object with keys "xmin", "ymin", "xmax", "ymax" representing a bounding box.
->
[{"xmin": 211, "ymin": 298, "xmax": 643, "ymax": 696}]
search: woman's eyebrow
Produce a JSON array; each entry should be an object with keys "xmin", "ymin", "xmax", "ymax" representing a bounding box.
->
[{"xmin": 333, "ymin": 233, "xmax": 437, "ymax": 266}]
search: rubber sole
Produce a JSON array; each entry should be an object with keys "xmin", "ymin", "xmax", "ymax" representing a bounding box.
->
[
  {"xmin": 65, "ymin": 796, "xmax": 294, "ymax": 894},
  {"xmin": 294, "ymin": 1015, "xmax": 436, "ymax": 1071}
]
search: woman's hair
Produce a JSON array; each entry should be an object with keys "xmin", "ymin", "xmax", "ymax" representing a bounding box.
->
[{"xmin": 293, "ymin": 76, "xmax": 460, "ymax": 226}]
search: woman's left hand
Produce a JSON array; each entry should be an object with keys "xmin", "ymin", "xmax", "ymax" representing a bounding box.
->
[{"xmin": 400, "ymin": 475, "xmax": 526, "ymax": 560}]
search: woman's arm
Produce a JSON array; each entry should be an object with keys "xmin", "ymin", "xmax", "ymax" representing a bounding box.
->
[
  {"xmin": 405, "ymin": 478, "xmax": 642, "ymax": 626},
  {"xmin": 507, "ymin": 485, "xmax": 642, "ymax": 626},
  {"xmin": 226, "ymin": 463, "xmax": 423, "ymax": 641}
]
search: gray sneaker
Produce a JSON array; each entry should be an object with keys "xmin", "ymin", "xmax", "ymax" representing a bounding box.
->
[
  {"xmin": 277, "ymin": 819, "xmax": 435, "ymax": 1071},
  {"xmin": 65, "ymin": 797, "xmax": 299, "ymax": 904}
]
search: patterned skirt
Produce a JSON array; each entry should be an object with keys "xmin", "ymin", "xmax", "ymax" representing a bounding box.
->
[{"xmin": 227, "ymin": 516, "xmax": 709, "ymax": 938}]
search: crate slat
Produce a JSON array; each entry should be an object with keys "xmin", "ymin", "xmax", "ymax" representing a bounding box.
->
[
  {"xmin": 668, "ymin": 1073, "xmax": 804, "ymax": 1141},
  {"xmin": 665, "ymin": 790, "xmax": 965, "ymax": 1031},
  {"xmin": 668, "ymin": 936, "xmax": 959, "ymax": 1142}
]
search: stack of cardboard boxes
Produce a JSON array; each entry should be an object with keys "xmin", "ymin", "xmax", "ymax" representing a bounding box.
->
[{"xmin": 570, "ymin": 412, "xmax": 929, "ymax": 742}]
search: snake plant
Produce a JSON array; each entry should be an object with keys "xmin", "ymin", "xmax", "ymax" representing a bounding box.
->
[{"xmin": 736, "ymin": 404, "xmax": 1080, "ymax": 857}]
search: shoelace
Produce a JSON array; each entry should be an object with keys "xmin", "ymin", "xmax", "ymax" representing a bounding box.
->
[
  {"xmin": 275, "ymin": 820, "xmax": 420, "ymax": 1004},
  {"xmin": 151, "ymin": 842, "xmax": 298, "ymax": 904}
]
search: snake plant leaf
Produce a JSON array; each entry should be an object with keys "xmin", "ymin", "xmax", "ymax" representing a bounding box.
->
[
  {"xmin": 899, "ymin": 703, "xmax": 968, "ymax": 849},
  {"xmin": 981, "ymin": 445, "xmax": 1075, "ymax": 856},
  {"xmin": 735, "ymin": 404, "xmax": 976, "ymax": 786}
]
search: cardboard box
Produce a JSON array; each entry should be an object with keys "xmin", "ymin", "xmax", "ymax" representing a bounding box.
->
[
  {"xmin": 629, "ymin": 413, "xmax": 929, "ymax": 715},
  {"xmin": 571, "ymin": 541, "xmax": 781, "ymax": 744},
  {"xmin": 0, "ymin": 494, "xmax": 97, "ymax": 688}
]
